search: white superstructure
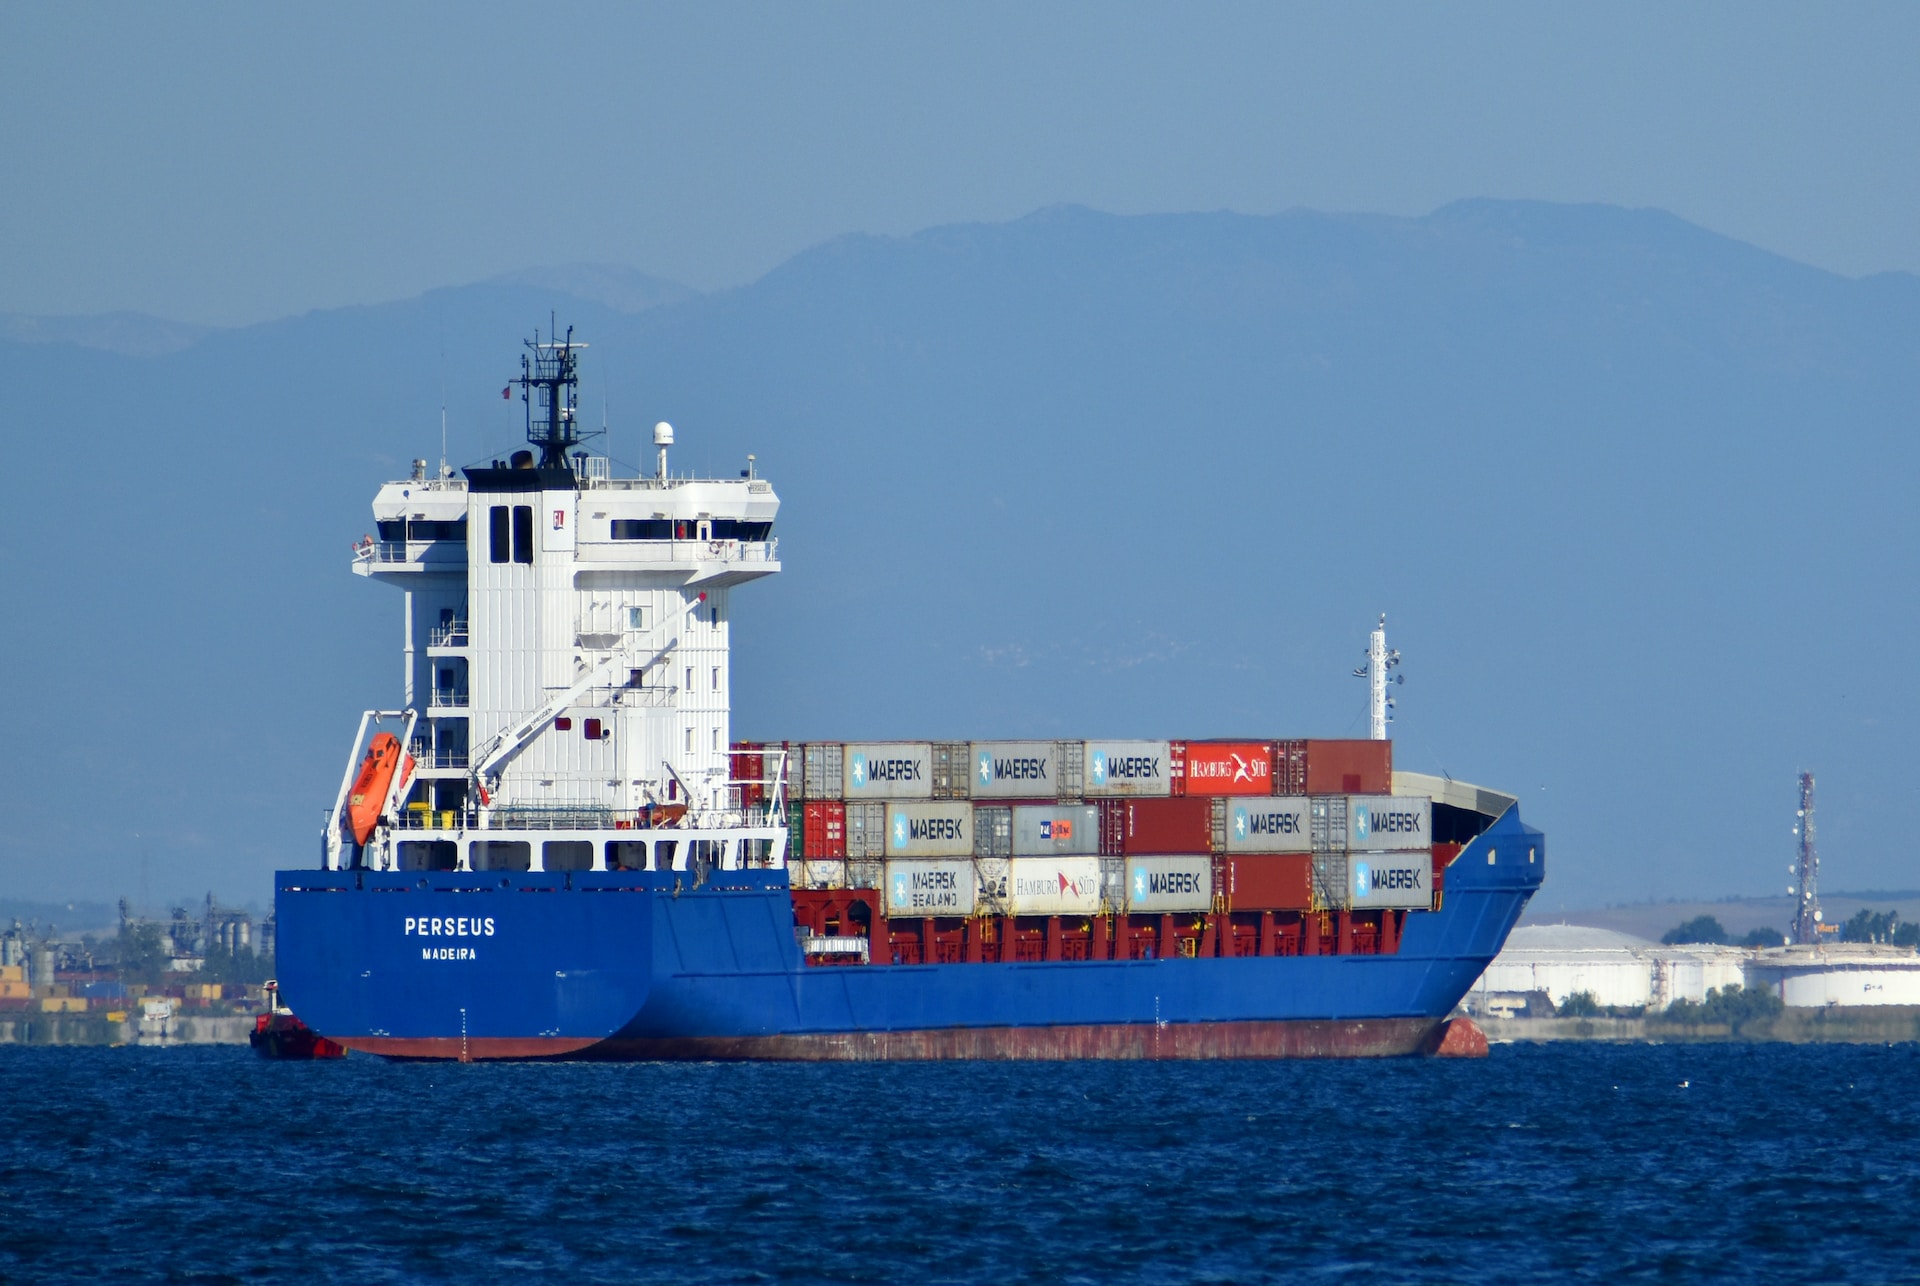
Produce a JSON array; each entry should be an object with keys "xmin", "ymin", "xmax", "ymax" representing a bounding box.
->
[{"xmin": 322, "ymin": 328, "xmax": 788, "ymax": 876}]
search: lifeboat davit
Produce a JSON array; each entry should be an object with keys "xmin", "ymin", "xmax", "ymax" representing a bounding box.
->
[{"xmin": 345, "ymin": 732, "xmax": 413, "ymax": 844}]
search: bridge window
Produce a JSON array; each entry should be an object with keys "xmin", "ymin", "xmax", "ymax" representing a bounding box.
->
[
  {"xmin": 709, "ymin": 519, "xmax": 773, "ymax": 541},
  {"xmin": 489, "ymin": 507, "xmax": 510, "ymax": 563},
  {"xmin": 543, "ymin": 841, "xmax": 593, "ymax": 872},
  {"xmin": 471, "ymin": 840, "xmax": 530, "ymax": 872},
  {"xmin": 512, "ymin": 506, "xmax": 533, "ymax": 564},
  {"xmin": 611, "ymin": 519, "xmax": 673, "ymax": 540}
]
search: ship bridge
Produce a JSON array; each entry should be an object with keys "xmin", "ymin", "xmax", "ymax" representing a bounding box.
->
[{"xmin": 343, "ymin": 330, "xmax": 780, "ymax": 838}]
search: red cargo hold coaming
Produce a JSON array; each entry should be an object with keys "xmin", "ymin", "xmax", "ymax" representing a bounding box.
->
[
  {"xmin": 1224, "ymin": 853, "xmax": 1314, "ymax": 911},
  {"xmin": 1110, "ymin": 797, "xmax": 1213, "ymax": 855},
  {"xmin": 1303, "ymin": 740, "xmax": 1392, "ymax": 795},
  {"xmin": 1182, "ymin": 742, "xmax": 1273, "ymax": 796}
]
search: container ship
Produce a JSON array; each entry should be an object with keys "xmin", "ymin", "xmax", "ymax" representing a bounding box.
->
[{"xmin": 274, "ymin": 329, "xmax": 1544, "ymax": 1060}]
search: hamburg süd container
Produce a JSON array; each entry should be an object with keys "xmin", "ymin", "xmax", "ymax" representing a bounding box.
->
[
  {"xmin": 1342, "ymin": 796, "xmax": 1431, "ymax": 852},
  {"xmin": 1223, "ymin": 853, "xmax": 1313, "ymax": 911},
  {"xmin": 884, "ymin": 860, "xmax": 977, "ymax": 916},
  {"xmin": 1224, "ymin": 797, "xmax": 1312, "ymax": 853},
  {"xmin": 970, "ymin": 741, "xmax": 1062, "ymax": 799},
  {"xmin": 1114, "ymin": 797, "xmax": 1213, "ymax": 855},
  {"xmin": 1181, "ymin": 742, "xmax": 1274, "ymax": 796},
  {"xmin": 844, "ymin": 743, "xmax": 934, "ymax": 800},
  {"xmin": 1346, "ymin": 852, "xmax": 1433, "ymax": 910},
  {"xmin": 884, "ymin": 801, "xmax": 972, "ymax": 858},
  {"xmin": 1124, "ymin": 855, "xmax": 1214, "ymax": 913},
  {"xmin": 1006, "ymin": 856, "xmax": 1105, "ymax": 915},
  {"xmin": 1303, "ymin": 739, "xmax": 1392, "ymax": 795},
  {"xmin": 1083, "ymin": 740, "xmax": 1173, "ymax": 797},
  {"xmin": 1011, "ymin": 804, "xmax": 1100, "ymax": 856}
]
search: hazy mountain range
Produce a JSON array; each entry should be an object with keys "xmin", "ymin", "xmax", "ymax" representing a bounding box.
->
[{"xmin": 1, "ymin": 199, "xmax": 1914, "ymax": 910}]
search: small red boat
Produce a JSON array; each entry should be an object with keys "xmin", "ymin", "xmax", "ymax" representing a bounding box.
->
[{"xmin": 249, "ymin": 981, "xmax": 346, "ymax": 1060}]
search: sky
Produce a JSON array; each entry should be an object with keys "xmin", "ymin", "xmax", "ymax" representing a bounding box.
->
[{"xmin": 5, "ymin": 3, "xmax": 1920, "ymax": 327}]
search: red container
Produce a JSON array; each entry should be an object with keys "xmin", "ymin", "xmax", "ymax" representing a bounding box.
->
[
  {"xmin": 1181, "ymin": 742, "xmax": 1273, "ymax": 796},
  {"xmin": 1224, "ymin": 853, "xmax": 1314, "ymax": 911},
  {"xmin": 802, "ymin": 801, "xmax": 846, "ymax": 859},
  {"xmin": 1271, "ymin": 740, "xmax": 1308, "ymax": 795},
  {"xmin": 1169, "ymin": 741, "xmax": 1187, "ymax": 796},
  {"xmin": 731, "ymin": 743, "xmax": 766, "ymax": 805},
  {"xmin": 1116, "ymin": 797, "xmax": 1213, "ymax": 855},
  {"xmin": 1303, "ymin": 739, "xmax": 1392, "ymax": 795}
]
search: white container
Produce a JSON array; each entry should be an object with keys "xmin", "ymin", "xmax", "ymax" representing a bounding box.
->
[
  {"xmin": 1225, "ymin": 797, "xmax": 1312, "ymax": 854},
  {"xmin": 1344, "ymin": 797, "xmax": 1432, "ymax": 852},
  {"xmin": 884, "ymin": 860, "xmax": 977, "ymax": 916},
  {"xmin": 1083, "ymin": 740, "xmax": 1173, "ymax": 797},
  {"xmin": 1346, "ymin": 852, "xmax": 1432, "ymax": 909},
  {"xmin": 969, "ymin": 741, "xmax": 1060, "ymax": 799},
  {"xmin": 1124, "ymin": 855, "xmax": 1214, "ymax": 913},
  {"xmin": 843, "ymin": 743, "xmax": 934, "ymax": 800},
  {"xmin": 885, "ymin": 801, "xmax": 973, "ymax": 858},
  {"xmin": 1006, "ymin": 856, "xmax": 1103, "ymax": 915},
  {"xmin": 845, "ymin": 801, "xmax": 886, "ymax": 859}
]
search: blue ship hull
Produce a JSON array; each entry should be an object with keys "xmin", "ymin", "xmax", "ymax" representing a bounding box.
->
[{"xmin": 274, "ymin": 810, "xmax": 1542, "ymax": 1060}]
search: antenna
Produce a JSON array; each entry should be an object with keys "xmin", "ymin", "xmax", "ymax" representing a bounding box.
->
[
  {"xmin": 1791, "ymin": 772, "xmax": 1822, "ymax": 946},
  {"xmin": 1355, "ymin": 614, "xmax": 1403, "ymax": 740},
  {"xmin": 655, "ymin": 421, "xmax": 674, "ymax": 479},
  {"xmin": 512, "ymin": 322, "xmax": 591, "ymax": 469}
]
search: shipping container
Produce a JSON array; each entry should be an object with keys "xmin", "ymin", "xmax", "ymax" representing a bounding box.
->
[
  {"xmin": 730, "ymin": 743, "xmax": 766, "ymax": 805},
  {"xmin": 802, "ymin": 800, "xmax": 846, "ymax": 859},
  {"xmin": 1312, "ymin": 850, "xmax": 1347, "ymax": 907},
  {"xmin": 845, "ymin": 801, "xmax": 886, "ymax": 859},
  {"xmin": 969, "ymin": 741, "xmax": 1062, "ymax": 799},
  {"xmin": 1083, "ymin": 740, "xmax": 1173, "ymax": 797},
  {"xmin": 884, "ymin": 801, "xmax": 972, "ymax": 858},
  {"xmin": 1005, "ymin": 856, "xmax": 1104, "ymax": 915},
  {"xmin": 1124, "ymin": 855, "xmax": 1214, "ymax": 913},
  {"xmin": 1346, "ymin": 852, "xmax": 1433, "ymax": 910},
  {"xmin": 1304, "ymin": 739, "xmax": 1392, "ymax": 795},
  {"xmin": 1224, "ymin": 853, "xmax": 1314, "ymax": 910},
  {"xmin": 1272, "ymin": 739, "xmax": 1308, "ymax": 795},
  {"xmin": 1342, "ymin": 796, "xmax": 1432, "ymax": 852},
  {"xmin": 847, "ymin": 860, "xmax": 884, "ymax": 889},
  {"xmin": 1011, "ymin": 804, "xmax": 1100, "ymax": 856},
  {"xmin": 844, "ymin": 743, "xmax": 934, "ymax": 799},
  {"xmin": 801, "ymin": 743, "xmax": 843, "ymax": 800},
  {"xmin": 883, "ymin": 860, "xmax": 977, "ymax": 916},
  {"xmin": 973, "ymin": 805, "xmax": 1012, "ymax": 858},
  {"xmin": 976, "ymin": 857, "xmax": 1010, "ymax": 909},
  {"xmin": 1182, "ymin": 742, "xmax": 1273, "ymax": 796},
  {"xmin": 1225, "ymin": 797, "xmax": 1312, "ymax": 853},
  {"xmin": 930, "ymin": 742, "xmax": 970, "ymax": 799},
  {"xmin": 1116, "ymin": 797, "xmax": 1213, "ymax": 855},
  {"xmin": 1310, "ymin": 796, "xmax": 1346, "ymax": 852}
]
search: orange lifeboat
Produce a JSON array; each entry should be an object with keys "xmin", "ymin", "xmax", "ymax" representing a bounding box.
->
[{"xmin": 345, "ymin": 732, "xmax": 413, "ymax": 844}]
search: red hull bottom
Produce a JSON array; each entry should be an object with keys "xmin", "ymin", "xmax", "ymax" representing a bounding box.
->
[{"xmin": 346, "ymin": 1017, "xmax": 1454, "ymax": 1062}]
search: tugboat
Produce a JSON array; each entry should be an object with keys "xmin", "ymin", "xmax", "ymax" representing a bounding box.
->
[{"xmin": 249, "ymin": 981, "xmax": 346, "ymax": 1059}]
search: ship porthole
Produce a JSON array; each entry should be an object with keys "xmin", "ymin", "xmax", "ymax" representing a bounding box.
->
[{"xmin": 1486, "ymin": 850, "xmax": 1496, "ymax": 865}]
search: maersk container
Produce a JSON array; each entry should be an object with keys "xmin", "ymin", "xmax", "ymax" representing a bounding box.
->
[
  {"xmin": 844, "ymin": 743, "xmax": 933, "ymax": 800},
  {"xmin": 1343, "ymin": 796, "xmax": 1432, "ymax": 852},
  {"xmin": 801, "ymin": 743, "xmax": 843, "ymax": 800},
  {"xmin": 884, "ymin": 801, "xmax": 972, "ymax": 858},
  {"xmin": 1124, "ymin": 855, "xmax": 1214, "ymax": 913},
  {"xmin": 845, "ymin": 801, "xmax": 886, "ymax": 859},
  {"xmin": 969, "ymin": 741, "xmax": 1061, "ymax": 799},
  {"xmin": 1005, "ymin": 856, "xmax": 1104, "ymax": 915},
  {"xmin": 973, "ymin": 805, "xmax": 1012, "ymax": 858},
  {"xmin": 1304, "ymin": 739, "xmax": 1392, "ymax": 795},
  {"xmin": 1223, "ymin": 853, "xmax": 1314, "ymax": 910},
  {"xmin": 1116, "ymin": 797, "xmax": 1212, "ymax": 855},
  {"xmin": 1347, "ymin": 852, "xmax": 1433, "ymax": 910},
  {"xmin": 1182, "ymin": 741, "xmax": 1274, "ymax": 796},
  {"xmin": 1011, "ymin": 804, "xmax": 1100, "ymax": 856},
  {"xmin": 1083, "ymin": 740, "xmax": 1172, "ymax": 797},
  {"xmin": 1225, "ymin": 797, "xmax": 1312, "ymax": 853},
  {"xmin": 884, "ymin": 860, "xmax": 977, "ymax": 916}
]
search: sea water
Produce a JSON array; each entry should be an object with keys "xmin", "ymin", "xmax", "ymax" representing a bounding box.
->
[{"xmin": 3, "ymin": 1041, "xmax": 1917, "ymax": 1282}]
